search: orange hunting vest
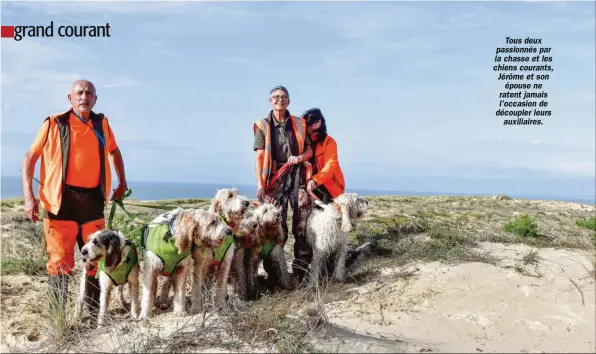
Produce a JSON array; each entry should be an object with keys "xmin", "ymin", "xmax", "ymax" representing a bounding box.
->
[
  {"xmin": 312, "ymin": 135, "xmax": 345, "ymax": 198},
  {"xmin": 38, "ymin": 109, "xmax": 112, "ymax": 215},
  {"xmin": 254, "ymin": 115, "xmax": 312, "ymax": 188}
]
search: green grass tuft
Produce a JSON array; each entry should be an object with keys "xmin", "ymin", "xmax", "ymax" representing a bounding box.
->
[
  {"xmin": 502, "ymin": 213, "xmax": 539, "ymax": 238},
  {"xmin": 576, "ymin": 216, "xmax": 596, "ymax": 231},
  {"xmin": 1, "ymin": 256, "xmax": 48, "ymax": 276}
]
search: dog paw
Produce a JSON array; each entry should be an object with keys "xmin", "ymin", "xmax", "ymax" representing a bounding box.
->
[
  {"xmin": 156, "ymin": 300, "xmax": 171, "ymax": 311},
  {"xmin": 189, "ymin": 304, "xmax": 203, "ymax": 314},
  {"xmin": 172, "ymin": 307, "xmax": 187, "ymax": 316},
  {"xmin": 138, "ymin": 312, "xmax": 151, "ymax": 321}
]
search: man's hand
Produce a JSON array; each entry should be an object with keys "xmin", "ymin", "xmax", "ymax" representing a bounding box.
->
[
  {"xmin": 256, "ymin": 187, "xmax": 265, "ymax": 203},
  {"xmin": 288, "ymin": 155, "xmax": 303, "ymax": 165},
  {"xmin": 24, "ymin": 196, "xmax": 40, "ymax": 223},
  {"xmin": 110, "ymin": 184, "xmax": 128, "ymax": 201},
  {"xmin": 307, "ymin": 180, "xmax": 317, "ymax": 194}
]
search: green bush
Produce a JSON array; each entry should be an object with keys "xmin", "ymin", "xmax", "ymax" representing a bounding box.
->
[
  {"xmin": 576, "ymin": 216, "xmax": 596, "ymax": 231},
  {"xmin": 503, "ymin": 213, "xmax": 538, "ymax": 238},
  {"xmin": 110, "ymin": 214, "xmax": 146, "ymax": 247},
  {"xmin": 1, "ymin": 256, "xmax": 47, "ymax": 276}
]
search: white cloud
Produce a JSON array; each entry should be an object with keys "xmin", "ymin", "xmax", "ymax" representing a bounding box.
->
[
  {"xmin": 537, "ymin": 161, "xmax": 596, "ymax": 177},
  {"xmin": 103, "ymin": 78, "xmax": 143, "ymax": 88},
  {"xmin": 320, "ymin": 51, "xmax": 373, "ymax": 76},
  {"xmin": 221, "ymin": 57, "xmax": 267, "ymax": 65},
  {"xmin": 5, "ymin": 1, "xmax": 260, "ymax": 18},
  {"xmin": 144, "ymin": 42, "xmax": 186, "ymax": 59}
]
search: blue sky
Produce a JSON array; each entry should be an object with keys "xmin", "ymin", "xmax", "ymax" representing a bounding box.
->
[{"xmin": 1, "ymin": 0, "xmax": 594, "ymax": 198}]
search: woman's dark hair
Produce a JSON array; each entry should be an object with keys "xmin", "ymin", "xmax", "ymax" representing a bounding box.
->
[{"xmin": 302, "ymin": 107, "xmax": 327, "ymax": 142}]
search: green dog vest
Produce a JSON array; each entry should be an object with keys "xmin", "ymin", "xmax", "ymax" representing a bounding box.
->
[
  {"xmin": 96, "ymin": 244, "xmax": 138, "ymax": 286},
  {"xmin": 210, "ymin": 215, "xmax": 242, "ymax": 266},
  {"xmin": 260, "ymin": 238, "xmax": 276, "ymax": 259},
  {"xmin": 143, "ymin": 221, "xmax": 191, "ymax": 276},
  {"xmin": 211, "ymin": 234, "xmax": 240, "ymax": 266}
]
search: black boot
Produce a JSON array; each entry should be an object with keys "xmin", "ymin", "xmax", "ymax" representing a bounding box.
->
[
  {"xmin": 47, "ymin": 275, "xmax": 69, "ymax": 323},
  {"xmin": 84, "ymin": 276, "xmax": 101, "ymax": 325},
  {"xmin": 263, "ymin": 258, "xmax": 281, "ymax": 290}
]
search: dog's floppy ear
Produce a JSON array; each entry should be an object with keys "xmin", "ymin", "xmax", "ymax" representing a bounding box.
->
[
  {"xmin": 209, "ymin": 198, "xmax": 221, "ymax": 214},
  {"xmin": 340, "ymin": 197, "xmax": 354, "ymax": 233},
  {"xmin": 105, "ymin": 234, "xmax": 123, "ymax": 269},
  {"xmin": 174, "ymin": 212, "xmax": 195, "ymax": 253},
  {"xmin": 273, "ymin": 222, "xmax": 285, "ymax": 244}
]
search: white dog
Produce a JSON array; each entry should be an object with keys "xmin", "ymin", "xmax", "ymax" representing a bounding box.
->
[
  {"xmin": 75, "ymin": 229, "xmax": 140, "ymax": 327},
  {"xmin": 189, "ymin": 188, "xmax": 252, "ymax": 312},
  {"xmin": 139, "ymin": 207, "xmax": 232, "ymax": 319},
  {"xmin": 305, "ymin": 193, "xmax": 369, "ymax": 288}
]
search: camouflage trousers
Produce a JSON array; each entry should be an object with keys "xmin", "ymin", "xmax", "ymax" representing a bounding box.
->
[{"xmin": 263, "ymin": 165, "xmax": 313, "ymax": 285}]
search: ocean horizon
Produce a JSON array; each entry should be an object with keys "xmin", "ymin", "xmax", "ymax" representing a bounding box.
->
[{"xmin": 1, "ymin": 176, "xmax": 594, "ymax": 205}]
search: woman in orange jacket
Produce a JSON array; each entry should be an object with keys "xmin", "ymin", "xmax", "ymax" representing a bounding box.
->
[{"xmin": 302, "ymin": 108, "xmax": 346, "ymax": 204}]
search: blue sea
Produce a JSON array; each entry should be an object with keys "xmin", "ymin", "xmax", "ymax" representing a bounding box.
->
[{"xmin": 1, "ymin": 176, "xmax": 594, "ymax": 205}]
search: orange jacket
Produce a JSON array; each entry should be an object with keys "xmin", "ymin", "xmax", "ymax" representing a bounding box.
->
[
  {"xmin": 253, "ymin": 115, "xmax": 312, "ymax": 188},
  {"xmin": 34, "ymin": 109, "xmax": 114, "ymax": 215},
  {"xmin": 311, "ymin": 135, "xmax": 345, "ymax": 198}
]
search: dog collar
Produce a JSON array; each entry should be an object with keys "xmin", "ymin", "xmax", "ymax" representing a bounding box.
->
[
  {"xmin": 221, "ymin": 215, "xmax": 236, "ymax": 229},
  {"xmin": 332, "ymin": 202, "xmax": 342, "ymax": 214}
]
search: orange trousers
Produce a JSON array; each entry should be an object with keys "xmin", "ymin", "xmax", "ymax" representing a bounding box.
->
[
  {"xmin": 42, "ymin": 185, "xmax": 107, "ymax": 276},
  {"xmin": 43, "ymin": 218, "xmax": 105, "ymax": 276}
]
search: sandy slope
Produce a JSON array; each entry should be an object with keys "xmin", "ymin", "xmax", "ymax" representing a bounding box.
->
[
  {"xmin": 2, "ymin": 242, "xmax": 594, "ymax": 353},
  {"xmin": 2, "ymin": 196, "xmax": 595, "ymax": 353},
  {"xmin": 318, "ymin": 243, "xmax": 595, "ymax": 353}
]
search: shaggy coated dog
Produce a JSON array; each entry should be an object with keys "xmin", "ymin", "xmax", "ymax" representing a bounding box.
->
[
  {"xmin": 305, "ymin": 193, "xmax": 369, "ymax": 288},
  {"xmin": 139, "ymin": 207, "xmax": 232, "ymax": 319},
  {"xmin": 231, "ymin": 202, "xmax": 291, "ymax": 300},
  {"xmin": 75, "ymin": 229, "xmax": 140, "ymax": 327},
  {"xmin": 188, "ymin": 188, "xmax": 251, "ymax": 312}
]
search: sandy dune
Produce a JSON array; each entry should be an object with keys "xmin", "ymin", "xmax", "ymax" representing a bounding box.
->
[
  {"xmin": 1, "ymin": 196, "xmax": 594, "ymax": 353},
  {"xmin": 318, "ymin": 243, "xmax": 595, "ymax": 353}
]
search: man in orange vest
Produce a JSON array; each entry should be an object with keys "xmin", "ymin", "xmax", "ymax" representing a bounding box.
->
[
  {"xmin": 21, "ymin": 79, "xmax": 129, "ymax": 324},
  {"xmin": 302, "ymin": 108, "xmax": 346, "ymax": 203},
  {"xmin": 253, "ymin": 85, "xmax": 314, "ymax": 287}
]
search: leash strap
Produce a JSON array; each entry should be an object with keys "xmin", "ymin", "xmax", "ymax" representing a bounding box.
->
[
  {"xmin": 108, "ymin": 187, "xmax": 140, "ymax": 229},
  {"xmin": 106, "ymin": 188, "xmax": 210, "ymax": 229}
]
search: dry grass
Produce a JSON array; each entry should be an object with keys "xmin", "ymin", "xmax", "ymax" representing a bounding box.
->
[{"xmin": 1, "ymin": 194, "xmax": 595, "ymax": 353}]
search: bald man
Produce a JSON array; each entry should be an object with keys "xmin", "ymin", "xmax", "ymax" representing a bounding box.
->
[{"xmin": 21, "ymin": 79, "xmax": 128, "ymax": 325}]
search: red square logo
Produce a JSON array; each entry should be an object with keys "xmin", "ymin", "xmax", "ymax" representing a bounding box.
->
[{"xmin": 1, "ymin": 26, "xmax": 15, "ymax": 39}]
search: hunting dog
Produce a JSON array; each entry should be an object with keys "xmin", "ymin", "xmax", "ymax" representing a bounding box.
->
[
  {"xmin": 232, "ymin": 202, "xmax": 292, "ymax": 300},
  {"xmin": 305, "ymin": 193, "xmax": 369, "ymax": 288},
  {"xmin": 139, "ymin": 207, "xmax": 232, "ymax": 319},
  {"xmin": 75, "ymin": 229, "xmax": 140, "ymax": 327},
  {"xmin": 188, "ymin": 188, "xmax": 251, "ymax": 313}
]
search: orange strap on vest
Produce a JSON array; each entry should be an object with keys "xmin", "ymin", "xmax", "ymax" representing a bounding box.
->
[{"xmin": 254, "ymin": 115, "xmax": 311, "ymax": 188}]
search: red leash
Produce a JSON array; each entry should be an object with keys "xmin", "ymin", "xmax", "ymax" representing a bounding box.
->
[{"xmin": 257, "ymin": 161, "xmax": 324, "ymax": 206}]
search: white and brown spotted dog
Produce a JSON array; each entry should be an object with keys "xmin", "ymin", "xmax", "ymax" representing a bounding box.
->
[
  {"xmin": 305, "ymin": 193, "xmax": 369, "ymax": 288},
  {"xmin": 188, "ymin": 188, "xmax": 252, "ymax": 313},
  {"xmin": 139, "ymin": 207, "xmax": 232, "ymax": 319},
  {"xmin": 75, "ymin": 229, "xmax": 140, "ymax": 327},
  {"xmin": 232, "ymin": 202, "xmax": 292, "ymax": 301}
]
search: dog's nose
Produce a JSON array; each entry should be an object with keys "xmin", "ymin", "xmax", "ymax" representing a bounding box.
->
[
  {"xmin": 243, "ymin": 200, "xmax": 250, "ymax": 208},
  {"xmin": 226, "ymin": 228, "xmax": 233, "ymax": 235},
  {"xmin": 81, "ymin": 249, "xmax": 88, "ymax": 256}
]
